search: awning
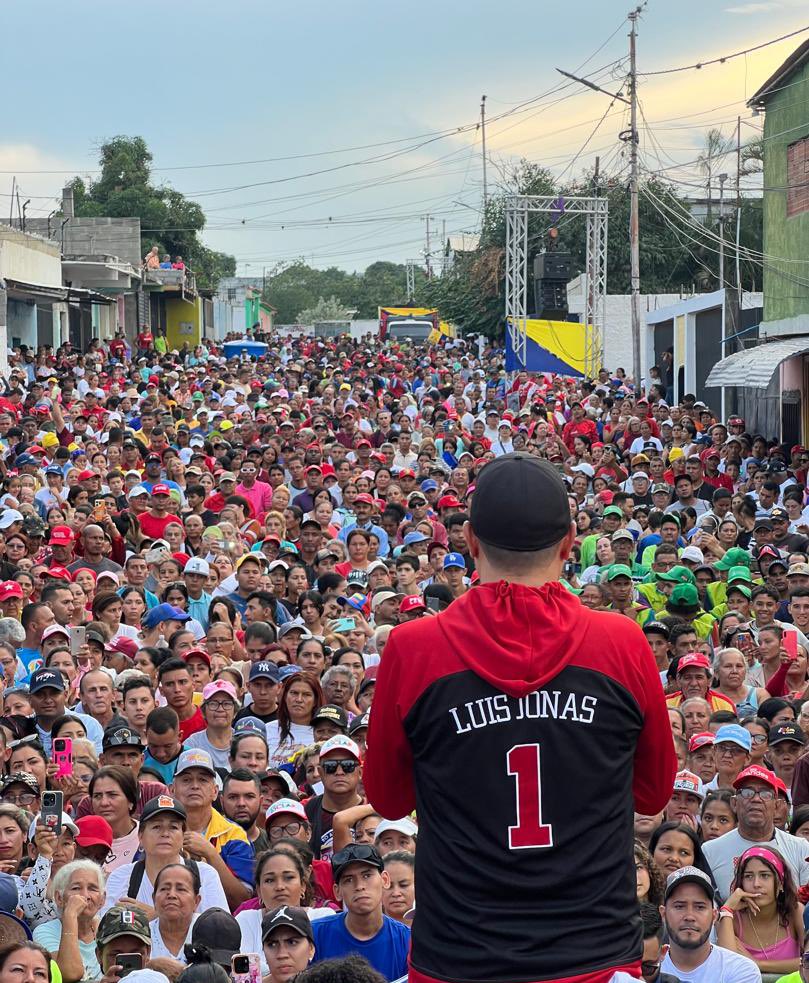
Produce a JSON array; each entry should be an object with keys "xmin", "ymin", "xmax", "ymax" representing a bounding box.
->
[{"xmin": 705, "ymin": 337, "xmax": 809, "ymax": 389}]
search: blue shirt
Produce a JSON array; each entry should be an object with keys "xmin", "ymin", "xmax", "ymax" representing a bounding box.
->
[
  {"xmin": 338, "ymin": 521, "xmax": 391, "ymax": 557},
  {"xmin": 187, "ymin": 592, "xmax": 213, "ymax": 631},
  {"xmin": 37, "ymin": 712, "xmax": 104, "ymax": 755},
  {"xmin": 142, "ymin": 749, "xmax": 183, "ymax": 784},
  {"xmin": 311, "ymin": 912, "xmax": 410, "ymax": 981},
  {"xmin": 15, "ymin": 647, "xmax": 42, "ymax": 684}
]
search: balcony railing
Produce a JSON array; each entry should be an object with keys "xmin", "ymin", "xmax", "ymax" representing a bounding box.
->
[{"xmin": 144, "ymin": 267, "xmax": 197, "ymax": 299}]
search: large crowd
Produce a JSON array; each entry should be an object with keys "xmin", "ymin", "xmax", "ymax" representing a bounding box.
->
[{"xmin": 0, "ymin": 329, "xmax": 805, "ymax": 983}]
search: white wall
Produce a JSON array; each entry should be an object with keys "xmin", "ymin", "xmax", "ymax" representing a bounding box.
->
[
  {"xmin": 0, "ymin": 225, "xmax": 62, "ymax": 287},
  {"xmin": 567, "ymin": 275, "xmax": 687, "ymax": 374}
]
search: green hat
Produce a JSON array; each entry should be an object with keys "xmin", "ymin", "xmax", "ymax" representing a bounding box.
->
[
  {"xmin": 658, "ymin": 564, "xmax": 696, "ymax": 585},
  {"xmin": 191, "ymin": 392, "xmax": 204, "ymax": 401},
  {"xmin": 660, "ymin": 512, "xmax": 682, "ymax": 527},
  {"xmin": 727, "ymin": 584, "xmax": 752, "ymax": 600},
  {"xmin": 715, "ymin": 547, "xmax": 751, "ymax": 571},
  {"xmin": 666, "ymin": 582, "xmax": 700, "ymax": 612},
  {"xmin": 97, "ymin": 906, "xmax": 152, "ymax": 947},
  {"xmin": 602, "ymin": 506, "xmax": 623, "ymax": 519},
  {"xmin": 606, "ymin": 564, "xmax": 634, "ymax": 581},
  {"xmin": 727, "ymin": 565, "xmax": 752, "ymax": 584},
  {"xmin": 562, "ymin": 579, "xmax": 582, "ymax": 596}
]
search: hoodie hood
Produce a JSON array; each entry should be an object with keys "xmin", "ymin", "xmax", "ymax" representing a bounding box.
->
[{"xmin": 437, "ymin": 580, "xmax": 589, "ymax": 698}]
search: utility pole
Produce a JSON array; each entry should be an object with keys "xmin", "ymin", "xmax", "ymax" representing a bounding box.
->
[
  {"xmin": 480, "ymin": 95, "xmax": 488, "ymax": 210},
  {"xmin": 628, "ymin": 7, "xmax": 642, "ymax": 391},
  {"xmin": 424, "ymin": 215, "xmax": 433, "ymax": 278},
  {"xmin": 718, "ymin": 173, "xmax": 728, "ymax": 287},
  {"xmin": 735, "ymin": 115, "xmax": 742, "ymax": 293}
]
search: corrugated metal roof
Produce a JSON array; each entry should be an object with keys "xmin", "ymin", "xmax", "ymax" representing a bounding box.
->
[{"xmin": 705, "ymin": 337, "xmax": 809, "ymax": 389}]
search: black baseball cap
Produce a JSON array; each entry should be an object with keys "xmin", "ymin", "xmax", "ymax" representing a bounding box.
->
[
  {"xmin": 331, "ymin": 843, "xmax": 384, "ymax": 883},
  {"xmin": 311, "ymin": 705, "xmax": 349, "ymax": 730},
  {"xmin": 28, "ymin": 669, "xmax": 65, "ymax": 694},
  {"xmin": 664, "ymin": 865, "xmax": 715, "ymax": 903},
  {"xmin": 348, "ymin": 710, "xmax": 370, "ymax": 736},
  {"xmin": 191, "ymin": 908, "xmax": 241, "ymax": 967},
  {"xmin": 140, "ymin": 794, "xmax": 187, "ymax": 825},
  {"xmin": 642, "ymin": 621, "xmax": 670, "ymax": 639},
  {"xmin": 769, "ymin": 723, "xmax": 806, "ymax": 746},
  {"xmin": 470, "ymin": 453, "xmax": 570, "ymax": 552},
  {"xmin": 102, "ymin": 726, "xmax": 144, "ymax": 751},
  {"xmin": 261, "ymin": 905, "xmax": 314, "ymax": 943}
]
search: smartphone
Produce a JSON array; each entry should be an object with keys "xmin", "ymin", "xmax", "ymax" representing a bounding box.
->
[
  {"xmin": 735, "ymin": 631, "xmax": 751, "ymax": 646},
  {"xmin": 93, "ymin": 501, "xmax": 107, "ymax": 522},
  {"xmin": 426, "ymin": 596, "xmax": 441, "ymax": 612},
  {"xmin": 784, "ymin": 631, "xmax": 799, "ymax": 660},
  {"xmin": 332, "ymin": 617, "xmax": 356, "ymax": 633},
  {"xmin": 231, "ymin": 954, "xmax": 261, "ymax": 983},
  {"xmin": 117, "ymin": 954, "xmax": 144, "ymax": 979},
  {"xmin": 41, "ymin": 791, "xmax": 63, "ymax": 835},
  {"xmin": 52, "ymin": 737, "xmax": 73, "ymax": 779},
  {"xmin": 69, "ymin": 625, "xmax": 86, "ymax": 657}
]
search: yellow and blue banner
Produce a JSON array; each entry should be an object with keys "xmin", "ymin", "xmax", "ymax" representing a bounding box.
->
[{"xmin": 506, "ymin": 318, "xmax": 588, "ymax": 377}]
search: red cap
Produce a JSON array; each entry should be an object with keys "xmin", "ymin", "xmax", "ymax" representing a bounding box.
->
[
  {"xmin": 0, "ymin": 581, "xmax": 23, "ymax": 601},
  {"xmin": 733, "ymin": 764, "xmax": 779, "ymax": 791},
  {"xmin": 437, "ymin": 495, "xmax": 462, "ymax": 509},
  {"xmin": 148, "ymin": 375, "xmax": 160, "ymax": 386},
  {"xmin": 49, "ymin": 525, "xmax": 75, "ymax": 546},
  {"xmin": 46, "ymin": 565, "xmax": 72, "ymax": 582},
  {"xmin": 75, "ymin": 815, "xmax": 113, "ymax": 849},
  {"xmin": 321, "ymin": 464, "xmax": 336, "ymax": 478},
  {"xmin": 306, "ymin": 464, "xmax": 323, "ymax": 473},
  {"xmin": 688, "ymin": 732, "xmax": 715, "ymax": 753},
  {"xmin": 172, "ymin": 552, "xmax": 190, "ymax": 568},
  {"xmin": 77, "ymin": 469, "xmax": 96, "ymax": 481},
  {"xmin": 27, "ymin": 446, "xmax": 46, "ymax": 455},
  {"xmin": 677, "ymin": 653, "xmax": 712, "ymax": 673},
  {"xmin": 151, "ymin": 484, "xmax": 171, "ymax": 496},
  {"xmin": 700, "ymin": 447, "xmax": 720, "ymax": 462},
  {"xmin": 356, "ymin": 439, "xmax": 371, "ymax": 448},
  {"xmin": 182, "ymin": 648, "xmax": 211, "ymax": 666},
  {"xmin": 106, "ymin": 637, "xmax": 139, "ymax": 659},
  {"xmin": 354, "ymin": 493, "xmax": 375, "ymax": 505},
  {"xmin": 398, "ymin": 469, "xmax": 416, "ymax": 479},
  {"xmin": 399, "ymin": 595, "xmax": 426, "ymax": 614}
]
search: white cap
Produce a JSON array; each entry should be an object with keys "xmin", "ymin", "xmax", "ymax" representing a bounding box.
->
[
  {"xmin": 319, "ymin": 735, "xmax": 361, "ymax": 761},
  {"xmin": 374, "ymin": 817, "xmax": 418, "ymax": 840},
  {"xmin": 127, "ymin": 485, "xmax": 149, "ymax": 499},
  {"xmin": 184, "ymin": 557, "xmax": 210, "ymax": 576},
  {"xmin": 672, "ymin": 769, "xmax": 705, "ymax": 800},
  {"xmin": 681, "ymin": 546, "xmax": 705, "ymax": 564}
]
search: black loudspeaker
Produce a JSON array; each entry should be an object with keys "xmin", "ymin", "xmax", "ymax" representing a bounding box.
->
[{"xmin": 533, "ymin": 252, "xmax": 571, "ymax": 280}]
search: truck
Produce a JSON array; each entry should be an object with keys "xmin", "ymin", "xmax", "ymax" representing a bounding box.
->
[{"xmin": 378, "ymin": 306, "xmax": 440, "ymax": 343}]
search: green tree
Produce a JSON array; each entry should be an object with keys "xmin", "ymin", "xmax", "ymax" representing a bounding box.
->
[
  {"xmin": 297, "ymin": 296, "xmax": 352, "ymax": 323},
  {"xmin": 68, "ymin": 136, "xmax": 236, "ymax": 290}
]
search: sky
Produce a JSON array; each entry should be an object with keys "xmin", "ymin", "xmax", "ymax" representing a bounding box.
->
[{"xmin": 0, "ymin": 0, "xmax": 806, "ymax": 275}]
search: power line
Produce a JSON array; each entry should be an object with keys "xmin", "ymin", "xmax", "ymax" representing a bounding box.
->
[{"xmin": 638, "ymin": 24, "xmax": 809, "ymax": 76}]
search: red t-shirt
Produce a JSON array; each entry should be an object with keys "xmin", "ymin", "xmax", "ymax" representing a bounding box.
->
[
  {"xmin": 178, "ymin": 706, "xmax": 206, "ymax": 742},
  {"xmin": 138, "ymin": 511, "xmax": 183, "ymax": 539}
]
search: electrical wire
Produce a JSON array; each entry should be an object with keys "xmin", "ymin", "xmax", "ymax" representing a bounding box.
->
[{"xmin": 637, "ymin": 25, "xmax": 809, "ymax": 76}]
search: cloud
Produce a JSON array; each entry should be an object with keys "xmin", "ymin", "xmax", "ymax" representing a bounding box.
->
[
  {"xmin": 724, "ymin": 2, "xmax": 783, "ymax": 12},
  {"xmin": 0, "ymin": 143, "xmax": 88, "ymax": 220}
]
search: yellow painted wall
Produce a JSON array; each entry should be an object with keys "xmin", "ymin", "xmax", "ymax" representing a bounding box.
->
[{"xmin": 165, "ymin": 297, "xmax": 202, "ymax": 349}]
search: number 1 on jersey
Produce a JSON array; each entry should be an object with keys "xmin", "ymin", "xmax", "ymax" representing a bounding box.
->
[{"xmin": 507, "ymin": 743, "xmax": 554, "ymax": 850}]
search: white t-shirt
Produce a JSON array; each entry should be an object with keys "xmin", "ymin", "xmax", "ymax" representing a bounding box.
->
[
  {"xmin": 149, "ymin": 914, "xmax": 197, "ymax": 961},
  {"xmin": 661, "ymin": 943, "xmax": 760, "ymax": 982},
  {"xmin": 102, "ymin": 857, "xmax": 228, "ymax": 915},
  {"xmin": 265, "ymin": 721, "xmax": 313, "ymax": 768},
  {"xmin": 236, "ymin": 907, "xmax": 334, "ymax": 974},
  {"xmin": 702, "ymin": 826, "xmax": 809, "ymax": 901}
]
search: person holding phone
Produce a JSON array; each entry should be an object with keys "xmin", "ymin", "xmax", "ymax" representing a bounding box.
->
[{"xmin": 95, "ymin": 905, "xmax": 153, "ymax": 983}]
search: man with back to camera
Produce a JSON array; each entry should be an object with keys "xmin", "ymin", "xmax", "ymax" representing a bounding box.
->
[{"xmin": 365, "ymin": 452, "xmax": 677, "ymax": 983}]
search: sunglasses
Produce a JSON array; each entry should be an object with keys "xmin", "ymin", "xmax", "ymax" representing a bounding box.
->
[
  {"xmin": 320, "ymin": 758, "xmax": 359, "ymax": 775},
  {"xmin": 332, "ymin": 843, "xmax": 378, "ymax": 867}
]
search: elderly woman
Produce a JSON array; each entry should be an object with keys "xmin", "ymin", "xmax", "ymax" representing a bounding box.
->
[
  {"xmin": 18, "ymin": 814, "xmax": 80, "ymax": 929},
  {"xmin": 149, "ymin": 863, "xmax": 200, "ymax": 962},
  {"xmin": 33, "ymin": 859, "xmax": 106, "ymax": 982}
]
